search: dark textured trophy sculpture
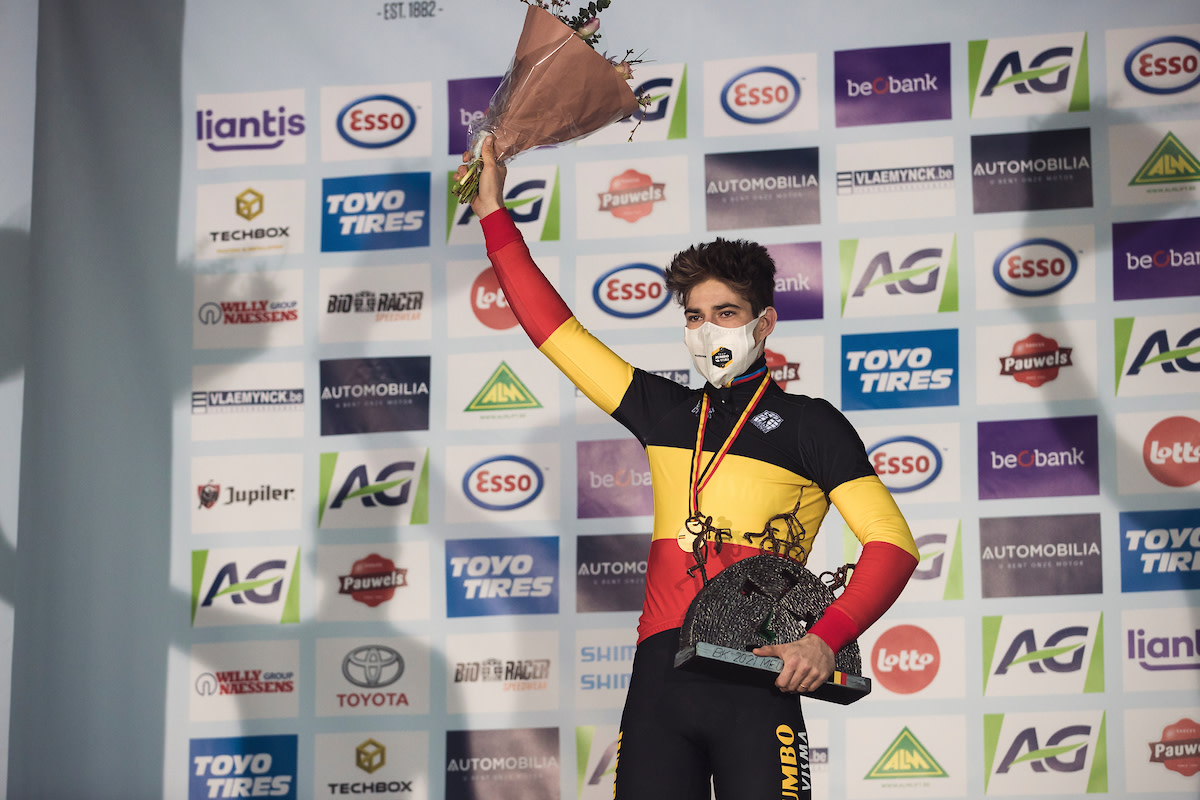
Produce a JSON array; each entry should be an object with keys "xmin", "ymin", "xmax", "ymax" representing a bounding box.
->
[{"xmin": 673, "ymin": 553, "xmax": 871, "ymax": 704}]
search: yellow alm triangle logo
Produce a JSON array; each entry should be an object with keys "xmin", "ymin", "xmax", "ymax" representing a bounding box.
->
[
  {"xmin": 1129, "ymin": 132, "xmax": 1200, "ymax": 186},
  {"xmin": 865, "ymin": 727, "xmax": 949, "ymax": 780},
  {"xmin": 465, "ymin": 361, "xmax": 542, "ymax": 412}
]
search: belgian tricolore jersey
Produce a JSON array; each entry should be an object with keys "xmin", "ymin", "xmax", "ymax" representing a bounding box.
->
[{"xmin": 482, "ymin": 210, "xmax": 918, "ymax": 650}]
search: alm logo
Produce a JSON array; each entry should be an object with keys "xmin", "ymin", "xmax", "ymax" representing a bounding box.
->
[
  {"xmin": 984, "ymin": 711, "xmax": 1107, "ymax": 794},
  {"xmin": 968, "ymin": 32, "xmax": 1089, "ymax": 117},
  {"xmin": 447, "ymin": 165, "xmax": 561, "ymax": 244},
  {"xmin": 865, "ymin": 727, "xmax": 948, "ymax": 780},
  {"xmin": 1114, "ymin": 315, "xmax": 1200, "ymax": 397},
  {"xmin": 839, "ymin": 234, "xmax": 958, "ymax": 318},
  {"xmin": 317, "ymin": 448, "xmax": 430, "ymax": 528},
  {"xmin": 465, "ymin": 362, "xmax": 543, "ymax": 412},
  {"xmin": 1128, "ymin": 132, "xmax": 1200, "ymax": 187}
]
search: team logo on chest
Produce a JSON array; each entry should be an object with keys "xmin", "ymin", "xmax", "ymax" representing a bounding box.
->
[{"xmin": 751, "ymin": 410, "xmax": 783, "ymax": 433}]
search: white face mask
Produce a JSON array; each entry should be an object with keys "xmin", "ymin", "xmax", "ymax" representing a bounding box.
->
[{"xmin": 684, "ymin": 312, "xmax": 765, "ymax": 387}]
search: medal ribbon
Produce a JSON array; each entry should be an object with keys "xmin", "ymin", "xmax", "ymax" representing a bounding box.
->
[{"xmin": 688, "ymin": 369, "xmax": 771, "ymax": 517}]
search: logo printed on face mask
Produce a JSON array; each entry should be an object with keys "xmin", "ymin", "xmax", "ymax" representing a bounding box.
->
[{"xmin": 685, "ymin": 313, "xmax": 765, "ymax": 387}]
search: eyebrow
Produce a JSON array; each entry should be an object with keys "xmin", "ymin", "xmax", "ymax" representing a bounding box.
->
[{"xmin": 683, "ymin": 301, "xmax": 744, "ymax": 315}]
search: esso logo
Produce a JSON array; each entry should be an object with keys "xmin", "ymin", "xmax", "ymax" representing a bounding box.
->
[
  {"xmin": 720, "ymin": 66, "xmax": 801, "ymax": 124},
  {"xmin": 336, "ymin": 94, "xmax": 417, "ymax": 148},
  {"xmin": 593, "ymin": 263, "xmax": 671, "ymax": 319},
  {"xmin": 470, "ymin": 267, "xmax": 516, "ymax": 330},
  {"xmin": 1125, "ymin": 36, "xmax": 1200, "ymax": 95},
  {"xmin": 871, "ymin": 624, "xmax": 940, "ymax": 695},
  {"xmin": 1142, "ymin": 416, "xmax": 1200, "ymax": 488},
  {"xmin": 866, "ymin": 436, "xmax": 942, "ymax": 493},
  {"xmin": 463, "ymin": 455, "xmax": 544, "ymax": 510},
  {"xmin": 993, "ymin": 238, "xmax": 1078, "ymax": 297}
]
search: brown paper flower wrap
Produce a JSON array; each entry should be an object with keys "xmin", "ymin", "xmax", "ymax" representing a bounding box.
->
[{"xmin": 452, "ymin": 5, "xmax": 642, "ymax": 203}]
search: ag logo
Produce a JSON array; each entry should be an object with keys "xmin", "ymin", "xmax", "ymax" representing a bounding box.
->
[
  {"xmin": 982, "ymin": 613, "xmax": 1103, "ymax": 697},
  {"xmin": 1115, "ymin": 316, "xmax": 1200, "ymax": 397},
  {"xmin": 867, "ymin": 436, "xmax": 943, "ymax": 493},
  {"xmin": 191, "ymin": 547, "xmax": 301, "ymax": 627},
  {"xmin": 969, "ymin": 32, "xmax": 1089, "ymax": 117},
  {"xmin": 720, "ymin": 66, "xmax": 801, "ymax": 124},
  {"xmin": 992, "ymin": 238, "xmax": 1078, "ymax": 297},
  {"xmin": 871, "ymin": 624, "xmax": 939, "ymax": 694},
  {"xmin": 1143, "ymin": 416, "xmax": 1200, "ymax": 487},
  {"xmin": 985, "ymin": 712, "xmax": 1106, "ymax": 794},
  {"xmin": 342, "ymin": 645, "xmax": 404, "ymax": 688},
  {"xmin": 592, "ymin": 263, "xmax": 670, "ymax": 319},
  {"xmin": 318, "ymin": 449, "xmax": 430, "ymax": 528},
  {"xmin": 463, "ymin": 455, "xmax": 545, "ymax": 511}
]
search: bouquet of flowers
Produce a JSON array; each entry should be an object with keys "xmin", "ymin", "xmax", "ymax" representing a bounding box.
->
[{"xmin": 451, "ymin": 0, "xmax": 646, "ymax": 203}]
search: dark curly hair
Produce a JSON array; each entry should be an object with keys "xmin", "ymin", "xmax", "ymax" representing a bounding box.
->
[{"xmin": 664, "ymin": 238, "xmax": 776, "ymax": 315}]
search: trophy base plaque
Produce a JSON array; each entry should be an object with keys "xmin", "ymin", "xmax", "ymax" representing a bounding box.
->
[{"xmin": 674, "ymin": 642, "xmax": 871, "ymax": 705}]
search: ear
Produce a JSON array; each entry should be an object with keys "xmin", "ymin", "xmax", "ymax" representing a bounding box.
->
[{"xmin": 755, "ymin": 306, "xmax": 777, "ymax": 344}]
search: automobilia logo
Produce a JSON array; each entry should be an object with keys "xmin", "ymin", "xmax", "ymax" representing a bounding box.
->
[
  {"xmin": 598, "ymin": 169, "xmax": 665, "ymax": 222},
  {"xmin": 1148, "ymin": 718, "xmax": 1200, "ymax": 778},
  {"xmin": 993, "ymin": 237, "xmax": 1079, "ymax": 297},
  {"xmin": 191, "ymin": 547, "xmax": 301, "ymax": 627},
  {"xmin": 834, "ymin": 42, "xmax": 952, "ymax": 127},
  {"xmin": 465, "ymin": 362, "xmax": 542, "ymax": 413},
  {"xmin": 325, "ymin": 289, "xmax": 424, "ymax": 321},
  {"xmin": 1000, "ymin": 333, "xmax": 1073, "ymax": 387},
  {"xmin": 1113, "ymin": 216, "xmax": 1200, "ymax": 301},
  {"xmin": 189, "ymin": 734, "xmax": 297, "ymax": 800},
  {"xmin": 191, "ymin": 386, "xmax": 304, "ymax": 414},
  {"xmin": 968, "ymin": 33, "xmax": 1089, "ymax": 117},
  {"xmin": 705, "ymin": 147, "xmax": 820, "ymax": 230},
  {"xmin": 1115, "ymin": 315, "xmax": 1200, "ymax": 397},
  {"xmin": 1123, "ymin": 34, "xmax": 1200, "ymax": 96},
  {"xmin": 841, "ymin": 329, "xmax": 958, "ymax": 411},
  {"xmin": 982, "ymin": 612, "xmax": 1104, "ymax": 696},
  {"xmin": 318, "ymin": 448, "xmax": 430, "ymax": 528},
  {"xmin": 983, "ymin": 712, "xmax": 1107, "ymax": 794},
  {"xmin": 319, "ymin": 356, "xmax": 430, "ymax": 436},
  {"xmin": 194, "ymin": 667, "xmax": 294, "ymax": 697},
  {"xmin": 448, "ymin": 168, "xmax": 560, "ymax": 243},
  {"xmin": 1142, "ymin": 416, "xmax": 1200, "ymax": 488},
  {"xmin": 453, "ymin": 656, "xmax": 552, "ymax": 690},
  {"xmin": 444, "ymin": 728, "xmax": 560, "ymax": 795},
  {"xmin": 864, "ymin": 727, "xmax": 948, "ymax": 781},
  {"xmin": 978, "ymin": 416, "xmax": 1099, "ymax": 500},
  {"xmin": 979, "ymin": 514, "xmax": 1102, "ymax": 599},
  {"xmin": 337, "ymin": 553, "xmax": 407, "ymax": 608},
  {"xmin": 195, "ymin": 89, "xmax": 306, "ymax": 168},
  {"xmin": 577, "ymin": 534, "xmax": 649, "ymax": 613},
  {"xmin": 321, "ymin": 172, "xmax": 429, "ymax": 252},
  {"xmin": 971, "ymin": 128, "xmax": 1093, "ymax": 213},
  {"xmin": 839, "ymin": 234, "xmax": 958, "ymax": 317},
  {"xmin": 1128, "ymin": 132, "xmax": 1200, "ymax": 193},
  {"xmin": 445, "ymin": 537, "xmax": 559, "ymax": 617},
  {"xmin": 1120, "ymin": 508, "xmax": 1200, "ymax": 593}
]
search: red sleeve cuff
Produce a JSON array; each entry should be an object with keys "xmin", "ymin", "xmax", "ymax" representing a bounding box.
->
[
  {"xmin": 481, "ymin": 208, "xmax": 521, "ymax": 255},
  {"xmin": 807, "ymin": 606, "xmax": 858, "ymax": 655}
]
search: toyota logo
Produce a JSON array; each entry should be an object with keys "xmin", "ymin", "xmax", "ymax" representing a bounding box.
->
[{"xmin": 342, "ymin": 645, "xmax": 404, "ymax": 688}]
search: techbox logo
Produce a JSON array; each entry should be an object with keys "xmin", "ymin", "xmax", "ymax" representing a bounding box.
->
[
  {"xmin": 968, "ymin": 32, "xmax": 1090, "ymax": 117},
  {"xmin": 189, "ymin": 734, "xmax": 297, "ymax": 800},
  {"xmin": 194, "ymin": 181, "xmax": 305, "ymax": 261},
  {"xmin": 444, "ymin": 537, "xmax": 559, "ymax": 617},
  {"xmin": 839, "ymin": 233, "xmax": 958, "ymax": 317},
  {"xmin": 576, "ymin": 439, "xmax": 654, "ymax": 519},
  {"xmin": 983, "ymin": 711, "xmax": 1107, "ymax": 795},
  {"xmin": 321, "ymin": 83, "xmax": 432, "ymax": 161},
  {"xmin": 977, "ymin": 416, "xmax": 1099, "ymax": 500},
  {"xmin": 320, "ymin": 172, "xmax": 429, "ymax": 252},
  {"xmin": 1113, "ymin": 216, "xmax": 1200, "ymax": 301},
  {"xmin": 195, "ymin": 90, "xmax": 306, "ymax": 169},
  {"xmin": 971, "ymin": 128, "xmax": 1094, "ymax": 213},
  {"xmin": 1114, "ymin": 314, "xmax": 1200, "ymax": 397},
  {"xmin": 1107, "ymin": 25, "xmax": 1200, "ymax": 108},
  {"xmin": 1120, "ymin": 508, "xmax": 1200, "ymax": 593},
  {"xmin": 191, "ymin": 547, "xmax": 301, "ymax": 628},
  {"xmin": 841, "ymin": 329, "xmax": 958, "ymax": 411},
  {"xmin": 834, "ymin": 42, "xmax": 952, "ymax": 127}
]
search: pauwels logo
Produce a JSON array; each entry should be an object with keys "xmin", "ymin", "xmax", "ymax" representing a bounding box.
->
[
  {"xmin": 1115, "ymin": 314, "xmax": 1200, "ymax": 397},
  {"xmin": 447, "ymin": 164, "xmax": 560, "ymax": 245},
  {"xmin": 982, "ymin": 612, "xmax": 1104, "ymax": 696},
  {"xmin": 317, "ymin": 448, "xmax": 430, "ymax": 528},
  {"xmin": 839, "ymin": 233, "xmax": 958, "ymax": 317},
  {"xmin": 195, "ymin": 90, "xmax": 306, "ymax": 169},
  {"xmin": 968, "ymin": 32, "xmax": 1090, "ymax": 117},
  {"xmin": 191, "ymin": 547, "xmax": 301, "ymax": 627},
  {"xmin": 1000, "ymin": 333, "xmax": 1073, "ymax": 387},
  {"xmin": 984, "ymin": 711, "xmax": 1107, "ymax": 795}
]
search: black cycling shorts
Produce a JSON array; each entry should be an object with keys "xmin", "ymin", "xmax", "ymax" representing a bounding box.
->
[{"xmin": 613, "ymin": 629, "xmax": 812, "ymax": 800}]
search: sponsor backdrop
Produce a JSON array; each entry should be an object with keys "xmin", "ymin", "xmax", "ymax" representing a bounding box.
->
[{"xmin": 15, "ymin": 1, "xmax": 1200, "ymax": 798}]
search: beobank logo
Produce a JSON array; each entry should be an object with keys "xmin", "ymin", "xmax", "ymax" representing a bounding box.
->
[
  {"xmin": 993, "ymin": 238, "xmax": 1079, "ymax": 297},
  {"xmin": 1125, "ymin": 36, "xmax": 1200, "ymax": 95},
  {"xmin": 1144, "ymin": 416, "xmax": 1200, "ymax": 487},
  {"xmin": 592, "ymin": 263, "xmax": 670, "ymax": 319},
  {"xmin": 462, "ymin": 455, "xmax": 545, "ymax": 511},
  {"xmin": 866, "ymin": 436, "xmax": 943, "ymax": 493},
  {"xmin": 720, "ymin": 66, "xmax": 801, "ymax": 124},
  {"xmin": 470, "ymin": 267, "xmax": 516, "ymax": 330},
  {"xmin": 834, "ymin": 42, "xmax": 952, "ymax": 127},
  {"xmin": 871, "ymin": 624, "xmax": 939, "ymax": 694},
  {"xmin": 978, "ymin": 416, "xmax": 1099, "ymax": 500},
  {"xmin": 1113, "ymin": 216, "xmax": 1200, "ymax": 301},
  {"xmin": 577, "ymin": 439, "xmax": 654, "ymax": 519}
]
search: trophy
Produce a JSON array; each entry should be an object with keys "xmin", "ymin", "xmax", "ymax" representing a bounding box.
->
[{"xmin": 673, "ymin": 553, "xmax": 871, "ymax": 704}]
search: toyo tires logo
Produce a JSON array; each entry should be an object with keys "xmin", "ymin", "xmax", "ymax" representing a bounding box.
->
[
  {"xmin": 992, "ymin": 238, "xmax": 1078, "ymax": 297},
  {"xmin": 720, "ymin": 66, "xmax": 801, "ymax": 124},
  {"xmin": 462, "ymin": 455, "xmax": 544, "ymax": 511}
]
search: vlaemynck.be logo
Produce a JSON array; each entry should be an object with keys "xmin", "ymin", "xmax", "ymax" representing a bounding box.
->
[
  {"xmin": 972, "ymin": 128, "xmax": 1093, "ymax": 213},
  {"xmin": 834, "ymin": 42, "xmax": 952, "ymax": 127}
]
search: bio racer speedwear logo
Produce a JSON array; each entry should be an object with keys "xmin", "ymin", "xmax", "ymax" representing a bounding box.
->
[
  {"xmin": 841, "ymin": 329, "xmax": 958, "ymax": 411},
  {"xmin": 321, "ymin": 172, "xmax": 429, "ymax": 252},
  {"xmin": 190, "ymin": 735, "xmax": 296, "ymax": 800}
]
